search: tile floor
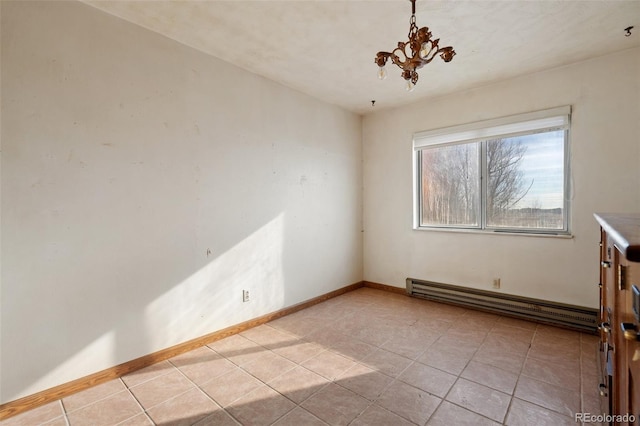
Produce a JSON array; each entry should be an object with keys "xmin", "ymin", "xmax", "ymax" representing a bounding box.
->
[{"xmin": 1, "ymin": 288, "xmax": 602, "ymax": 426}]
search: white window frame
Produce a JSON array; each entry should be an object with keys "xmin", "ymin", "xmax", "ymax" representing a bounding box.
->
[{"xmin": 413, "ymin": 106, "xmax": 571, "ymax": 236}]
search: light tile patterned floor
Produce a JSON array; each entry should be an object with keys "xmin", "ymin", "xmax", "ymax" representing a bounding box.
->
[{"xmin": 1, "ymin": 288, "xmax": 602, "ymax": 425}]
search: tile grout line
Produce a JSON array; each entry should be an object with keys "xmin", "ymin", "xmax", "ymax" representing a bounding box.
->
[
  {"xmin": 59, "ymin": 378, "xmax": 146, "ymax": 423},
  {"xmin": 268, "ymin": 309, "xmax": 421, "ymax": 425},
  {"xmin": 344, "ymin": 309, "xmax": 469, "ymax": 425},
  {"xmin": 120, "ymin": 376, "xmax": 158, "ymax": 425},
  {"xmin": 433, "ymin": 316, "xmax": 510, "ymax": 425},
  {"xmin": 167, "ymin": 356, "xmax": 246, "ymax": 425},
  {"xmin": 187, "ymin": 333, "xmax": 342, "ymax": 425},
  {"xmin": 501, "ymin": 321, "xmax": 538, "ymax": 425},
  {"xmin": 58, "ymin": 400, "xmax": 70, "ymax": 426},
  {"xmin": 435, "ymin": 312, "xmax": 512, "ymax": 423},
  {"xmin": 508, "ymin": 325, "xmax": 580, "ymax": 423},
  {"xmin": 347, "ymin": 306, "xmax": 455, "ymax": 424},
  {"xmin": 259, "ymin": 301, "xmax": 384, "ymax": 426}
]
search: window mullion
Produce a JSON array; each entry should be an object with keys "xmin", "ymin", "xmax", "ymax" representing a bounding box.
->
[
  {"xmin": 563, "ymin": 128, "xmax": 570, "ymax": 232},
  {"xmin": 480, "ymin": 140, "xmax": 487, "ymax": 230}
]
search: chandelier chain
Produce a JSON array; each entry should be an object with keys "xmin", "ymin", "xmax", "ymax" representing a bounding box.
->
[{"xmin": 408, "ymin": 15, "xmax": 417, "ymax": 39}]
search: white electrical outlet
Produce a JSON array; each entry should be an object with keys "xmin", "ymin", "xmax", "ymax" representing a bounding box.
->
[
  {"xmin": 493, "ymin": 278, "xmax": 501, "ymax": 289},
  {"xmin": 242, "ymin": 290, "xmax": 250, "ymax": 302}
]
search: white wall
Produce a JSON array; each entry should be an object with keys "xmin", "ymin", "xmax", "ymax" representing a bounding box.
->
[
  {"xmin": 363, "ymin": 48, "xmax": 640, "ymax": 309},
  {"xmin": 0, "ymin": 1, "xmax": 362, "ymax": 403}
]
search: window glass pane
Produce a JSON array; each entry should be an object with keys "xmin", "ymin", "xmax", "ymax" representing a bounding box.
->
[
  {"xmin": 420, "ymin": 143, "xmax": 480, "ymax": 226},
  {"xmin": 486, "ymin": 130, "xmax": 565, "ymax": 230}
]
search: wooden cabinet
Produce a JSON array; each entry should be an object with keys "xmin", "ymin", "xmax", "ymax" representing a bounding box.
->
[{"xmin": 595, "ymin": 213, "xmax": 640, "ymax": 425}]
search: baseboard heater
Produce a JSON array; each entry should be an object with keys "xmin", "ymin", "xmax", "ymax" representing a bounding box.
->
[{"xmin": 406, "ymin": 278, "xmax": 598, "ymax": 333}]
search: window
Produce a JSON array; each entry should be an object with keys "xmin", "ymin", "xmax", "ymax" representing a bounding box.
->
[{"xmin": 414, "ymin": 107, "xmax": 570, "ymax": 235}]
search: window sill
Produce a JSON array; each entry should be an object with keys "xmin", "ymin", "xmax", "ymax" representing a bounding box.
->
[{"xmin": 413, "ymin": 226, "xmax": 573, "ymax": 239}]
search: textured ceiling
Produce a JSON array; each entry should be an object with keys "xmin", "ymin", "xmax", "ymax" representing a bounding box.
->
[{"xmin": 84, "ymin": 1, "xmax": 639, "ymax": 115}]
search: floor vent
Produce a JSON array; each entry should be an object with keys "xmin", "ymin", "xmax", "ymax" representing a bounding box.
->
[{"xmin": 406, "ymin": 278, "xmax": 598, "ymax": 333}]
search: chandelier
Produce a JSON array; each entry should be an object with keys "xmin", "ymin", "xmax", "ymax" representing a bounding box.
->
[{"xmin": 375, "ymin": 0, "xmax": 455, "ymax": 91}]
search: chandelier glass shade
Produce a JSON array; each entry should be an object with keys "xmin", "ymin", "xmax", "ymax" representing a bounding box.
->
[{"xmin": 375, "ymin": 0, "xmax": 455, "ymax": 91}]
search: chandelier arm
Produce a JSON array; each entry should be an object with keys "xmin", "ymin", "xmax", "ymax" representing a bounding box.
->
[
  {"xmin": 420, "ymin": 48, "xmax": 443, "ymax": 65},
  {"xmin": 392, "ymin": 44, "xmax": 406, "ymax": 58},
  {"xmin": 423, "ymin": 47, "xmax": 454, "ymax": 65},
  {"xmin": 390, "ymin": 55, "xmax": 406, "ymax": 70}
]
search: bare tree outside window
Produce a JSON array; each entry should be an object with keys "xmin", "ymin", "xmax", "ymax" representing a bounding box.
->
[
  {"xmin": 486, "ymin": 137, "xmax": 532, "ymax": 226},
  {"xmin": 421, "ymin": 143, "xmax": 479, "ymax": 226},
  {"xmin": 487, "ymin": 132, "xmax": 565, "ymax": 229},
  {"xmin": 418, "ymin": 130, "xmax": 565, "ymax": 232}
]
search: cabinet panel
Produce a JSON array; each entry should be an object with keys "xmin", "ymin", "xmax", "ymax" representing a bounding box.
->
[
  {"xmin": 621, "ymin": 257, "xmax": 640, "ymax": 422},
  {"xmin": 596, "ymin": 213, "xmax": 640, "ymax": 425},
  {"xmin": 600, "ymin": 229, "xmax": 614, "ymax": 417},
  {"xmin": 613, "ymin": 247, "xmax": 629, "ymax": 422}
]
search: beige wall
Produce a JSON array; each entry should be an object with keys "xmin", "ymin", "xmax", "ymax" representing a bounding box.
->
[
  {"xmin": 363, "ymin": 47, "xmax": 640, "ymax": 309},
  {"xmin": 0, "ymin": 1, "xmax": 363, "ymax": 403}
]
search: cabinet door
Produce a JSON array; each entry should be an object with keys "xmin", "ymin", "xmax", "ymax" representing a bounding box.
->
[
  {"xmin": 600, "ymin": 229, "xmax": 614, "ymax": 417},
  {"xmin": 602, "ymin": 232, "xmax": 621, "ymax": 416},
  {"xmin": 613, "ymin": 247, "xmax": 629, "ymax": 422},
  {"xmin": 620, "ymin": 257, "xmax": 640, "ymax": 423}
]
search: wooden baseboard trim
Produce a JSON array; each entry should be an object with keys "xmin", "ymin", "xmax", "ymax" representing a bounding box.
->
[
  {"xmin": 363, "ymin": 280, "xmax": 407, "ymax": 295},
  {"xmin": 0, "ymin": 281, "xmax": 364, "ymax": 420}
]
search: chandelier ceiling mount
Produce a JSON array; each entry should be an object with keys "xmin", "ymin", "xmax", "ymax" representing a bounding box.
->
[{"xmin": 375, "ymin": 0, "xmax": 456, "ymax": 91}]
